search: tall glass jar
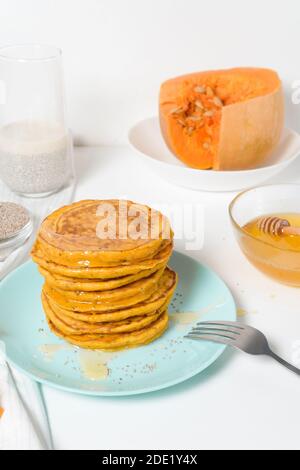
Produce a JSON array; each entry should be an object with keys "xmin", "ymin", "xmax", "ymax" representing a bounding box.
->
[{"xmin": 0, "ymin": 44, "xmax": 74, "ymax": 197}]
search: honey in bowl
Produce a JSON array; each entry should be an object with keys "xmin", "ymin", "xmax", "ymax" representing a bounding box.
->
[{"xmin": 241, "ymin": 213, "xmax": 300, "ymax": 287}]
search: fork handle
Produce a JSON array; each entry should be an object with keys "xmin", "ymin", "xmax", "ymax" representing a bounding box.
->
[{"xmin": 268, "ymin": 350, "xmax": 300, "ymax": 376}]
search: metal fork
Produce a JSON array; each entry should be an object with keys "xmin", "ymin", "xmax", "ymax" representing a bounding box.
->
[{"xmin": 185, "ymin": 321, "xmax": 300, "ymax": 376}]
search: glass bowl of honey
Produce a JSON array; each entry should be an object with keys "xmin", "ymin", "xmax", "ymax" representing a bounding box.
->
[{"xmin": 229, "ymin": 184, "xmax": 300, "ymax": 287}]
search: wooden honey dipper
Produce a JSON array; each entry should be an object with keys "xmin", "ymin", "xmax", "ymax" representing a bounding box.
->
[{"xmin": 258, "ymin": 217, "xmax": 300, "ymax": 236}]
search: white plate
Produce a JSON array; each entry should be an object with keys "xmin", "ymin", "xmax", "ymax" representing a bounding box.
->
[{"xmin": 128, "ymin": 117, "xmax": 300, "ymax": 192}]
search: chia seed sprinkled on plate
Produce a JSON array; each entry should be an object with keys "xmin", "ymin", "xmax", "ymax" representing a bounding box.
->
[{"xmin": 0, "ymin": 202, "xmax": 30, "ymax": 240}]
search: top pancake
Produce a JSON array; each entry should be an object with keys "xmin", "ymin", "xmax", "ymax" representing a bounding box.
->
[{"xmin": 33, "ymin": 200, "xmax": 172, "ymax": 267}]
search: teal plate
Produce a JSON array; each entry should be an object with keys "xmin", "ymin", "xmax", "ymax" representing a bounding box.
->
[{"xmin": 0, "ymin": 252, "xmax": 236, "ymax": 396}]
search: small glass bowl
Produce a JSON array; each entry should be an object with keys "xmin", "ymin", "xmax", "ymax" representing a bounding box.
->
[
  {"xmin": 0, "ymin": 213, "xmax": 33, "ymax": 261},
  {"xmin": 229, "ymin": 184, "xmax": 300, "ymax": 287}
]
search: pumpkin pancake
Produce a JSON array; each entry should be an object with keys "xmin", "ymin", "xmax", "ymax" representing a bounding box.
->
[
  {"xmin": 42, "ymin": 292, "xmax": 162, "ymax": 334},
  {"xmin": 31, "ymin": 241, "xmax": 172, "ymax": 279},
  {"xmin": 43, "ymin": 269, "xmax": 177, "ymax": 324},
  {"xmin": 46, "ymin": 310, "xmax": 169, "ymax": 351},
  {"xmin": 44, "ymin": 284, "xmax": 156, "ymax": 312},
  {"xmin": 49, "ymin": 267, "xmax": 164, "ymax": 302},
  {"xmin": 38, "ymin": 263, "xmax": 165, "ymax": 292},
  {"xmin": 43, "ymin": 268, "xmax": 176, "ymax": 313},
  {"xmin": 34, "ymin": 200, "xmax": 172, "ymax": 268}
]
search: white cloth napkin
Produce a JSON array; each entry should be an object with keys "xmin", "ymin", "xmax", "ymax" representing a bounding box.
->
[
  {"xmin": 0, "ymin": 343, "xmax": 52, "ymax": 450},
  {"xmin": 0, "ymin": 179, "xmax": 75, "ymax": 450}
]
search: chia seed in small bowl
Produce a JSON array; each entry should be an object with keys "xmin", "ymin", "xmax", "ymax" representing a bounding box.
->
[{"xmin": 0, "ymin": 202, "xmax": 33, "ymax": 258}]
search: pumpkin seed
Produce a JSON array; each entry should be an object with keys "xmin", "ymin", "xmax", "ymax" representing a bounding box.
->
[
  {"xmin": 213, "ymin": 96, "xmax": 223, "ymax": 107},
  {"xmin": 204, "ymin": 110, "xmax": 214, "ymax": 117},
  {"xmin": 170, "ymin": 106, "xmax": 184, "ymax": 115},
  {"xmin": 194, "ymin": 86, "xmax": 206, "ymax": 94},
  {"xmin": 187, "ymin": 126, "xmax": 195, "ymax": 135},
  {"xmin": 195, "ymin": 100, "xmax": 204, "ymax": 109},
  {"xmin": 203, "ymin": 142, "xmax": 210, "ymax": 150},
  {"xmin": 188, "ymin": 116, "xmax": 203, "ymax": 122},
  {"xmin": 206, "ymin": 87, "xmax": 214, "ymax": 97},
  {"xmin": 177, "ymin": 119, "xmax": 186, "ymax": 127}
]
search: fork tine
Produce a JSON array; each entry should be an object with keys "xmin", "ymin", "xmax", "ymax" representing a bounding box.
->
[
  {"xmin": 189, "ymin": 328, "xmax": 238, "ymax": 341},
  {"xmin": 184, "ymin": 333, "xmax": 234, "ymax": 346},
  {"xmin": 197, "ymin": 321, "xmax": 245, "ymax": 330},
  {"xmin": 191, "ymin": 325, "xmax": 241, "ymax": 336}
]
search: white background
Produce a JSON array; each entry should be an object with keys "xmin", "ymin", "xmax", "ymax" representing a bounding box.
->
[
  {"xmin": 1, "ymin": 0, "xmax": 300, "ymax": 451},
  {"xmin": 0, "ymin": 0, "xmax": 300, "ymax": 145}
]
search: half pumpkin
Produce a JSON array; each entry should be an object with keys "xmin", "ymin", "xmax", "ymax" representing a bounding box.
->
[{"xmin": 159, "ymin": 68, "xmax": 284, "ymax": 170}]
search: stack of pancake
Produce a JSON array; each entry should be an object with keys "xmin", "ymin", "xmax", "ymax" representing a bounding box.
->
[{"xmin": 31, "ymin": 200, "xmax": 177, "ymax": 351}]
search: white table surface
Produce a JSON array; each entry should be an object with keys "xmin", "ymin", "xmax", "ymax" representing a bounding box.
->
[{"xmin": 42, "ymin": 146, "xmax": 300, "ymax": 450}]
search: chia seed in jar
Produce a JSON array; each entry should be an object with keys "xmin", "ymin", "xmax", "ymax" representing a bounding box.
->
[{"xmin": 0, "ymin": 120, "xmax": 71, "ymax": 196}]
